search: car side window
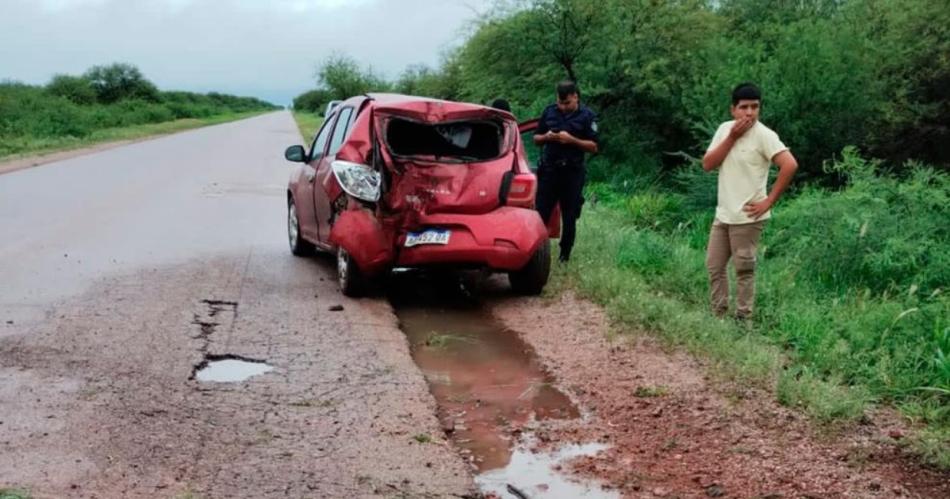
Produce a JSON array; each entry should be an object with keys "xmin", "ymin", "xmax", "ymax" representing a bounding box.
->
[
  {"xmin": 327, "ymin": 107, "xmax": 354, "ymax": 156},
  {"xmin": 309, "ymin": 113, "xmax": 337, "ymax": 161}
]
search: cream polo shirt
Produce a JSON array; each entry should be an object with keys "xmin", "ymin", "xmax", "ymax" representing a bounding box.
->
[{"xmin": 707, "ymin": 120, "xmax": 788, "ymax": 225}]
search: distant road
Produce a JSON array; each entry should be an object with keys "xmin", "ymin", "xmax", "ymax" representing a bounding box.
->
[{"xmin": 0, "ymin": 112, "xmax": 295, "ymax": 323}]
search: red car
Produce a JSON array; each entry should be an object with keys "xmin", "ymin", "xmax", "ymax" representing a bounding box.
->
[{"xmin": 284, "ymin": 94, "xmax": 553, "ymax": 296}]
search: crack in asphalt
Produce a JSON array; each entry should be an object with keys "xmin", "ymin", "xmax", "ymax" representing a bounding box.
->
[{"xmin": 190, "ymin": 298, "xmax": 238, "ymax": 352}]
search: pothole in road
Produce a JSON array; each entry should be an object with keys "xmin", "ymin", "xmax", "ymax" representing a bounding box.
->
[
  {"xmin": 390, "ymin": 273, "xmax": 616, "ymax": 498},
  {"xmin": 192, "ymin": 354, "xmax": 273, "ymax": 383}
]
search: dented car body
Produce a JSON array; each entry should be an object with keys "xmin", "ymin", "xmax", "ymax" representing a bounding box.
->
[{"xmin": 284, "ymin": 94, "xmax": 552, "ymax": 296}]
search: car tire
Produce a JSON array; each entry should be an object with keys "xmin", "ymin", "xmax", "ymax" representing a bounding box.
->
[
  {"xmin": 509, "ymin": 239, "xmax": 551, "ymax": 295},
  {"xmin": 337, "ymin": 247, "xmax": 366, "ymax": 297},
  {"xmin": 288, "ymin": 197, "xmax": 315, "ymax": 256}
]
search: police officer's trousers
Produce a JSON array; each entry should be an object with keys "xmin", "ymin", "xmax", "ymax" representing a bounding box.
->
[{"xmin": 535, "ymin": 162, "xmax": 586, "ymax": 260}]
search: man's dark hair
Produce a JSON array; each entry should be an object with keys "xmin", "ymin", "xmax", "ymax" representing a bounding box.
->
[
  {"xmin": 556, "ymin": 80, "xmax": 579, "ymax": 100},
  {"xmin": 732, "ymin": 82, "xmax": 761, "ymax": 105},
  {"xmin": 490, "ymin": 98, "xmax": 511, "ymax": 112}
]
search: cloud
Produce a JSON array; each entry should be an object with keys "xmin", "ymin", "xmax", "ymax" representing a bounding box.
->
[{"xmin": 1, "ymin": 0, "xmax": 490, "ymax": 105}]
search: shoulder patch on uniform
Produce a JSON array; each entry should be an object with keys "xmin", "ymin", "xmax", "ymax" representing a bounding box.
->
[{"xmin": 591, "ymin": 120, "xmax": 599, "ymax": 133}]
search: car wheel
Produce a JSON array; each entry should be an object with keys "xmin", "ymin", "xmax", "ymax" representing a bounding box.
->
[
  {"xmin": 337, "ymin": 247, "xmax": 366, "ymax": 297},
  {"xmin": 508, "ymin": 239, "xmax": 551, "ymax": 295},
  {"xmin": 288, "ymin": 197, "xmax": 315, "ymax": 256}
]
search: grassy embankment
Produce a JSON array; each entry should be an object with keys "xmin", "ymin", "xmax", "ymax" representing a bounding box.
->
[
  {"xmin": 547, "ymin": 149, "xmax": 948, "ymax": 467},
  {"xmin": 0, "ymin": 488, "xmax": 30, "ymax": 499},
  {"xmin": 0, "ymin": 71, "xmax": 278, "ymax": 163},
  {"xmin": 292, "ymin": 111, "xmax": 323, "ymax": 141},
  {"xmin": 0, "ymin": 111, "xmax": 268, "ymax": 163}
]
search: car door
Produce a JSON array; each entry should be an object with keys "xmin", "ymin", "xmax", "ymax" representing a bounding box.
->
[
  {"xmin": 314, "ymin": 106, "xmax": 355, "ymax": 243},
  {"xmin": 298, "ymin": 111, "xmax": 337, "ymax": 243},
  {"xmin": 519, "ymin": 118, "xmax": 561, "ymax": 238}
]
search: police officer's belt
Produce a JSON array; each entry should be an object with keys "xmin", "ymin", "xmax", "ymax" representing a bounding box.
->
[{"xmin": 544, "ymin": 158, "xmax": 583, "ymax": 168}]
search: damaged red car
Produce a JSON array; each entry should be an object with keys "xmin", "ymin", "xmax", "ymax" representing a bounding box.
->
[{"xmin": 284, "ymin": 94, "xmax": 552, "ymax": 297}]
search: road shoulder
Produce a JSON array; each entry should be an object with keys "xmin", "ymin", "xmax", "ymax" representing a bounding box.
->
[{"xmin": 488, "ymin": 288, "xmax": 950, "ymax": 498}]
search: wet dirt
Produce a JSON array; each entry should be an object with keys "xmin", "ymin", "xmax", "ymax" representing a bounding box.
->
[{"xmin": 484, "ymin": 281, "xmax": 950, "ymax": 498}]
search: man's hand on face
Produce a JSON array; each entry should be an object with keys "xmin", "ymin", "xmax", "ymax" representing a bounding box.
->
[
  {"xmin": 743, "ymin": 198, "xmax": 772, "ymax": 220},
  {"xmin": 729, "ymin": 117, "xmax": 755, "ymax": 141}
]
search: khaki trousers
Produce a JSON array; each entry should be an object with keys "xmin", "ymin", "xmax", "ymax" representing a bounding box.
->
[{"xmin": 706, "ymin": 220, "xmax": 765, "ymax": 319}]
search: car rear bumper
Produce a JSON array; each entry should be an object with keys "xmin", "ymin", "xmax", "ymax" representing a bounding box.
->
[{"xmin": 395, "ymin": 207, "xmax": 547, "ymax": 271}]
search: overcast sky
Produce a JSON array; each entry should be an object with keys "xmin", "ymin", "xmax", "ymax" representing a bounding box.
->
[{"xmin": 1, "ymin": 0, "xmax": 493, "ymax": 106}]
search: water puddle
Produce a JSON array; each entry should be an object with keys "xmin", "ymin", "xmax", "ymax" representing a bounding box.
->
[
  {"xmin": 193, "ymin": 355, "xmax": 273, "ymax": 382},
  {"xmin": 477, "ymin": 441, "xmax": 617, "ymax": 499},
  {"xmin": 390, "ymin": 273, "xmax": 614, "ymax": 497}
]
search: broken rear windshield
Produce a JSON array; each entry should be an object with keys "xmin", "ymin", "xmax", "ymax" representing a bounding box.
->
[{"xmin": 385, "ymin": 118, "xmax": 507, "ymax": 162}]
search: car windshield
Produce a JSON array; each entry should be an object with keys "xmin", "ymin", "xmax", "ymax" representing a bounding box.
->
[{"xmin": 385, "ymin": 118, "xmax": 508, "ymax": 163}]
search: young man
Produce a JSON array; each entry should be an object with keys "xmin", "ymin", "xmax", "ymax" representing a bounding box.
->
[
  {"xmin": 533, "ymin": 80, "xmax": 599, "ymax": 262},
  {"xmin": 702, "ymin": 83, "xmax": 798, "ymax": 320}
]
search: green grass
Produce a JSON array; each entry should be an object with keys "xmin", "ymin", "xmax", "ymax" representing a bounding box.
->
[
  {"xmin": 0, "ymin": 111, "xmax": 267, "ymax": 163},
  {"xmin": 0, "ymin": 488, "xmax": 31, "ymax": 499},
  {"xmin": 559, "ymin": 154, "xmax": 949, "ymax": 467},
  {"xmin": 633, "ymin": 385, "xmax": 669, "ymax": 398},
  {"xmin": 413, "ymin": 433, "xmax": 432, "ymax": 444},
  {"xmin": 292, "ymin": 111, "xmax": 323, "ymax": 141}
]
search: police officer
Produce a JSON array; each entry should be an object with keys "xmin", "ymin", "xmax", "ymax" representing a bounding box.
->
[
  {"xmin": 490, "ymin": 98, "xmax": 512, "ymax": 113},
  {"xmin": 534, "ymin": 80, "xmax": 599, "ymax": 262}
]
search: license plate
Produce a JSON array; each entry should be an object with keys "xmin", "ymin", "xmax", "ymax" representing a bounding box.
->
[{"xmin": 405, "ymin": 229, "xmax": 450, "ymax": 247}]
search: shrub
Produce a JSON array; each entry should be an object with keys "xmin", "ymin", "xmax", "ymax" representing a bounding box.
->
[
  {"xmin": 45, "ymin": 74, "xmax": 96, "ymax": 105},
  {"xmin": 767, "ymin": 148, "xmax": 949, "ymax": 295}
]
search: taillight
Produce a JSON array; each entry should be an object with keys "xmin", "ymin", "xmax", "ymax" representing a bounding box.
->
[{"xmin": 506, "ymin": 174, "xmax": 536, "ymax": 207}]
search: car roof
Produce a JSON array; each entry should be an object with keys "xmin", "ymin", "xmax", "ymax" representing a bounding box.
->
[{"xmin": 364, "ymin": 93, "xmax": 513, "ymax": 120}]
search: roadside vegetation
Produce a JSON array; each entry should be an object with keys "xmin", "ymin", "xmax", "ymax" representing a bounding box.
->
[
  {"xmin": 292, "ymin": 0, "xmax": 949, "ymax": 465},
  {"xmin": 0, "ymin": 63, "xmax": 278, "ymax": 160},
  {"xmin": 0, "ymin": 488, "xmax": 31, "ymax": 499},
  {"xmin": 292, "ymin": 112, "xmax": 323, "ymax": 141},
  {"xmin": 566, "ymin": 154, "xmax": 948, "ymax": 467}
]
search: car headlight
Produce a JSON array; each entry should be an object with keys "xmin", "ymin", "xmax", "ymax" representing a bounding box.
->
[{"xmin": 331, "ymin": 160, "xmax": 381, "ymax": 202}]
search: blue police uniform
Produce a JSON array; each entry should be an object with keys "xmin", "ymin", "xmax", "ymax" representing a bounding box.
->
[{"xmin": 535, "ymin": 103, "xmax": 598, "ymax": 261}]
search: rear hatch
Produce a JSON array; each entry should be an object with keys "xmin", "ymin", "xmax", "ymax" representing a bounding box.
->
[{"xmin": 375, "ymin": 103, "xmax": 517, "ymax": 216}]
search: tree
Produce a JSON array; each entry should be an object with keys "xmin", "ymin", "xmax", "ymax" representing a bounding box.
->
[
  {"xmin": 524, "ymin": 0, "xmax": 598, "ymax": 82},
  {"xmin": 293, "ymin": 89, "xmax": 332, "ymax": 112},
  {"xmin": 316, "ymin": 54, "xmax": 390, "ymax": 100},
  {"xmin": 83, "ymin": 63, "xmax": 159, "ymax": 104}
]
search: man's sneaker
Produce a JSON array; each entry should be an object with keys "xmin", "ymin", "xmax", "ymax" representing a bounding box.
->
[{"xmin": 734, "ymin": 313, "xmax": 753, "ymax": 327}]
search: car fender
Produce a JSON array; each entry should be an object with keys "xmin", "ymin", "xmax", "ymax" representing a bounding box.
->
[{"xmin": 329, "ymin": 208, "xmax": 393, "ymax": 276}]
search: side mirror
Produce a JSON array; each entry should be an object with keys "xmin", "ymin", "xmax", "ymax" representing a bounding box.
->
[{"xmin": 284, "ymin": 145, "xmax": 306, "ymax": 162}]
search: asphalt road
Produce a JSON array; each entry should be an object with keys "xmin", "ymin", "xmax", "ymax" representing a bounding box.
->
[{"xmin": 0, "ymin": 112, "xmax": 475, "ymax": 498}]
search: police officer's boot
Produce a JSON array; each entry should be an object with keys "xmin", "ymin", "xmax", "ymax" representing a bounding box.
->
[{"xmin": 558, "ymin": 249, "xmax": 571, "ymax": 263}]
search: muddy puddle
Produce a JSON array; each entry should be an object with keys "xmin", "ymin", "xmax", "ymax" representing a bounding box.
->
[
  {"xmin": 477, "ymin": 441, "xmax": 615, "ymax": 498},
  {"xmin": 390, "ymin": 273, "xmax": 616, "ymax": 498}
]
